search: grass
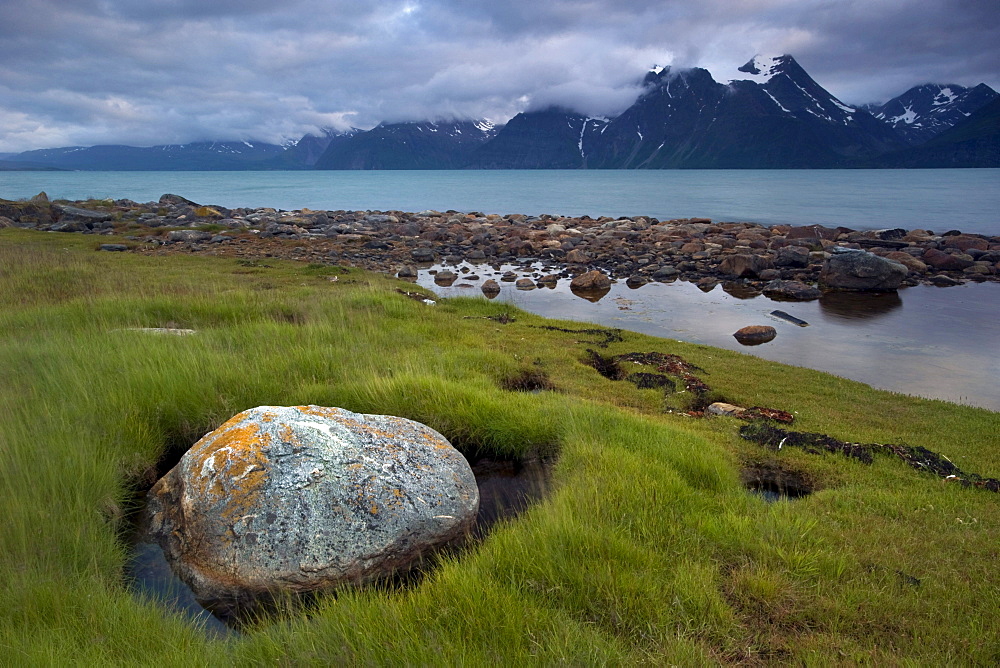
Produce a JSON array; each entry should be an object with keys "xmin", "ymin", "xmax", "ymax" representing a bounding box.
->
[{"xmin": 1, "ymin": 227, "xmax": 998, "ymax": 664}]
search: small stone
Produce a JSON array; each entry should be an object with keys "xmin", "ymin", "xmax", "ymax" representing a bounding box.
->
[
  {"xmin": 481, "ymin": 279, "xmax": 501, "ymax": 297},
  {"xmin": 434, "ymin": 270, "xmax": 457, "ymax": 286},
  {"xmin": 706, "ymin": 402, "xmax": 746, "ymax": 417},
  {"xmin": 733, "ymin": 325, "xmax": 777, "ymax": 345},
  {"xmin": 515, "ymin": 278, "xmax": 536, "ymax": 290}
]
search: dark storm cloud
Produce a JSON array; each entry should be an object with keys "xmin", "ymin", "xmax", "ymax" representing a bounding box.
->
[{"xmin": 1, "ymin": 0, "xmax": 997, "ymax": 151}]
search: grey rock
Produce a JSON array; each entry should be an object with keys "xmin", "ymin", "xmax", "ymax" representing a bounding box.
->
[
  {"xmin": 396, "ymin": 265, "xmax": 418, "ymax": 279},
  {"xmin": 53, "ymin": 205, "xmax": 113, "ymax": 226},
  {"xmin": 434, "ymin": 270, "xmax": 458, "ymax": 285},
  {"xmin": 98, "ymin": 244, "xmax": 128, "ymax": 252},
  {"xmin": 763, "ymin": 280, "xmax": 822, "ymax": 301},
  {"xmin": 167, "ymin": 230, "xmax": 212, "ymax": 242},
  {"xmin": 819, "ymin": 250, "xmax": 907, "ymax": 291},
  {"xmin": 411, "ymin": 248, "xmax": 435, "ymax": 262},
  {"xmin": 706, "ymin": 402, "xmax": 746, "ymax": 417},
  {"xmin": 145, "ymin": 405, "xmax": 478, "ymax": 615},
  {"xmin": 481, "ymin": 279, "xmax": 501, "ymax": 297},
  {"xmin": 651, "ymin": 265, "xmax": 679, "ymax": 280}
]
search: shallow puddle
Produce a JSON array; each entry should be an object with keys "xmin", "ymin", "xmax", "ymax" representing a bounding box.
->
[
  {"xmin": 416, "ymin": 261, "xmax": 1000, "ymax": 411},
  {"xmin": 126, "ymin": 451, "xmax": 551, "ymax": 630}
]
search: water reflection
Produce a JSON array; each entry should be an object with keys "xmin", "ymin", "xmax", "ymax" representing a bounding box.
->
[
  {"xmin": 722, "ymin": 281, "xmax": 762, "ymax": 299},
  {"xmin": 570, "ymin": 286, "xmax": 611, "ymax": 302},
  {"xmin": 819, "ymin": 290, "xmax": 903, "ymax": 320}
]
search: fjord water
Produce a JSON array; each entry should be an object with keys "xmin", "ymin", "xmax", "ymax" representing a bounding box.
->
[{"xmin": 2, "ymin": 168, "xmax": 999, "ymax": 232}]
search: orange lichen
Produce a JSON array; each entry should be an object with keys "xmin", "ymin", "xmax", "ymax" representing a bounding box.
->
[{"xmin": 187, "ymin": 418, "xmax": 271, "ymax": 525}]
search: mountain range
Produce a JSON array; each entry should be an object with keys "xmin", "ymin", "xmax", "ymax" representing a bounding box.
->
[{"xmin": 3, "ymin": 55, "xmax": 997, "ymax": 171}]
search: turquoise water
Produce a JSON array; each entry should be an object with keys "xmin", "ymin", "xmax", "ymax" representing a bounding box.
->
[{"xmin": 2, "ymin": 169, "xmax": 998, "ymax": 233}]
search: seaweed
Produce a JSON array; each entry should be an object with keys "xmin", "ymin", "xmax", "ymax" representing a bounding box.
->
[{"xmin": 739, "ymin": 423, "xmax": 1000, "ymax": 493}]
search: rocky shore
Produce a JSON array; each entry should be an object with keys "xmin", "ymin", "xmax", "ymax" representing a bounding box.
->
[{"xmin": 3, "ymin": 193, "xmax": 999, "ymax": 296}]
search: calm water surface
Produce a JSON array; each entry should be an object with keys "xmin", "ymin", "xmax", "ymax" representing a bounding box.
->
[
  {"xmin": 418, "ymin": 266, "xmax": 1000, "ymax": 411},
  {"xmin": 2, "ymin": 169, "xmax": 998, "ymax": 233}
]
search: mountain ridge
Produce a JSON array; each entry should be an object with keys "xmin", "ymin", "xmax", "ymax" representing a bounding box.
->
[{"xmin": 8, "ymin": 56, "xmax": 998, "ymax": 170}]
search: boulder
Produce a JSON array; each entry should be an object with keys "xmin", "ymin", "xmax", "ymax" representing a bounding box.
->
[
  {"xmin": 396, "ymin": 265, "xmax": 418, "ymax": 279},
  {"xmin": 569, "ymin": 270, "xmax": 611, "ymax": 291},
  {"xmin": 480, "ymin": 279, "xmax": 501, "ymax": 297},
  {"xmin": 718, "ymin": 254, "xmax": 774, "ymax": 278},
  {"xmin": 819, "ymin": 250, "xmax": 907, "ymax": 291},
  {"xmin": 514, "ymin": 278, "xmax": 536, "ymax": 290},
  {"xmin": 922, "ymin": 248, "xmax": 974, "ymax": 272},
  {"xmin": 762, "ymin": 280, "xmax": 821, "ymax": 301},
  {"xmin": 733, "ymin": 325, "xmax": 777, "ymax": 345},
  {"xmin": 479, "ymin": 278, "xmax": 500, "ymax": 299},
  {"xmin": 145, "ymin": 406, "xmax": 478, "ymax": 616},
  {"xmin": 166, "ymin": 229, "xmax": 212, "ymax": 242},
  {"xmin": 434, "ymin": 270, "xmax": 457, "ymax": 286},
  {"xmin": 774, "ymin": 246, "xmax": 811, "ymax": 268},
  {"xmin": 52, "ymin": 204, "xmax": 113, "ymax": 228},
  {"xmin": 410, "ymin": 248, "xmax": 435, "ymax": 263}
]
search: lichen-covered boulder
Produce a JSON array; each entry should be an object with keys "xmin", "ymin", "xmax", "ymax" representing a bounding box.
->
[{"xmin": 145, "ymin": 405, "xmax": 478, "ymax": 615}]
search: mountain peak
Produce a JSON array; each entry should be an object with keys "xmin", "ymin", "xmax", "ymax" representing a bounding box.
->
[{"xmin": 735, "ymin": 54, "xmax": 794, "ymax": 83}]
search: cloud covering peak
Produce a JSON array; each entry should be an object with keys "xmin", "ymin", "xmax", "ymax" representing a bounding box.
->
[{"xmin": 0, "ymin": 0, "xmax": 997, "ymax": 151}]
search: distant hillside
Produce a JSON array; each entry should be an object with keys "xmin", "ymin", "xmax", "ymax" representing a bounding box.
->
[
  {"xmin": 872, "ymin": 97, "xmax": 1000, "ymax": 167},
  {"xmin": 14, "ymin": 141, "xmax": 286, "ymax": 170},
  {"xmin": 863, "ymin": 83, "xmax": 998, "ymax": 145},
  {"xmin": 315, "ymin": 120, "xmax": 499, "ymax": 169}
]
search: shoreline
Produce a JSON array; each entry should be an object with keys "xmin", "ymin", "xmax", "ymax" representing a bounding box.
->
[{"xmin": 2, "ymin": 193, "xmax": 999, "ymax": 294}]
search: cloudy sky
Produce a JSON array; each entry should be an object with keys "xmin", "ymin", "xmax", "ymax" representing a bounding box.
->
[{"xmin": 1, "ymin": 0, "xmax": 997, "ymax": 152}]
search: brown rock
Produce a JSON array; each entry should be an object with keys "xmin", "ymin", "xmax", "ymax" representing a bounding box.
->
[
  {"xmin": 570, "ymin": 270, "xmax": 612, "ymax": 291},
  {"xmin": 733, "ymin": 325, "xmax": 777, "ymax": 345},
  {"xmin": 941, "ymin": 235, "xmax": 988, "ymax": 253},
  {"xmin": 884, "ymin": 251, "xmax": 927, "ymax": 273},
  {"xmin": 719, "ymin": 254, "xmax": 775, "ymax": 278},
  {"xmin": 481, "ymin": 279, "xmax": 501, "ymax": 298},
  {"xmin": 923, "ymin": 248, "xmax": 974, "ymax": 272}
]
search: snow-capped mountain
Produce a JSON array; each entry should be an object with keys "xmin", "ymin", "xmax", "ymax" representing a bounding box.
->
[
  {"xmin": 863, "ymin": 83, "xmax": 999, "ymax": 145},
  {"xmin": 466, "ymin": 108, "xmax": 608, "ymax": 169},
  {"xmin": 314, "ymin": 120, "xmax": 500, "ymax": 169},
  {"xmin": 9, "ymin": 56, "xmax": 996, "ymax": 170},
  {"xmin": 570, "ymin": 54, "xmax": 903, "ymax": 169}
]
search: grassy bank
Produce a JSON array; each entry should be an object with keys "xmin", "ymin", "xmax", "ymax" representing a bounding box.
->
[{"xmin": 1, "ymin": 227, "xmax": 997, "ymax": 665}]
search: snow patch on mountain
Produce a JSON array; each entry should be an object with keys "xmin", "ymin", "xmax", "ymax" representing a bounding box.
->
[{"xmin": 730, "ymin": 54, "xmax": 787, "ymax": 84}]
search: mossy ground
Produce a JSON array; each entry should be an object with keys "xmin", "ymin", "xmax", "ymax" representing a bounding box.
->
[{"xmin": 1, "ymin": 228, "xmax": 998, "ymax": 665}]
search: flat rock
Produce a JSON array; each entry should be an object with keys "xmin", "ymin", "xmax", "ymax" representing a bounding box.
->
[{"xmin": 145, "ymin": 405, "xmax": 478, "ymax": 616}]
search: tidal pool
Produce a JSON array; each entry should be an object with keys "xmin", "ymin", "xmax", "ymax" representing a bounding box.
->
[{"xmin": 417, "ymin": 263, "xmax": 1000, "ymax": 412}]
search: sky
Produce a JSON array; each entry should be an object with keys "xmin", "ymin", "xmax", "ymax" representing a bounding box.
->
[{"xmin": 1, "ymin": 0, "xmax": 998, "ymax": 152}]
